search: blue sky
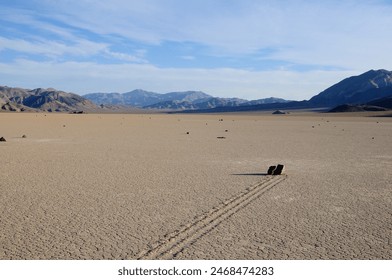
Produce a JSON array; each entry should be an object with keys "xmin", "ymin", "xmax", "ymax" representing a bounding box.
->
[{"xmin": 1, "ymin": 0, "xmax": 392, "ymax": 100}]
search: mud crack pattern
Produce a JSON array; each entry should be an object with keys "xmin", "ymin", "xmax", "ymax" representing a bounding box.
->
[{"xmin": 137, "ymin": 175, "xmax": 287, "ymax": 260}]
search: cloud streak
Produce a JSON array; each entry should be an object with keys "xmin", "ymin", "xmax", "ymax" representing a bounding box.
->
[
  {"xmin": 0, "ymin": 59, "xmax": 355, "ymax": 100},
  {"xmin": 0, "ymin": 36, "xmax": 107, "ymax": 57}
]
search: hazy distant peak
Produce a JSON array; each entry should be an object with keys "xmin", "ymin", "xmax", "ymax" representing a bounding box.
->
[{"xmin": 85, "ymin": 89, "xmax": 213, "ymax": 107}]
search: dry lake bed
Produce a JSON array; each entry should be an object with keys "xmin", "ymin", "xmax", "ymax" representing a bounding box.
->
[{"xmin": 0, "ymin": 112, "xmax": 391, "ymax": 259}]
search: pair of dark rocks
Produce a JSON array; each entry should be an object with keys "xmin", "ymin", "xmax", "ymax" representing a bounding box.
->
[{"xmin": 267, "ymin": 164, "xmax": 284, "ymax": 175}]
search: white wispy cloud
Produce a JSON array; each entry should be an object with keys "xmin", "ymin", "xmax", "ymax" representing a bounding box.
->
[
  {"xmin": 0, "ymin": 59, "xmax": 355, "ymax": 100},
  {"xmin": 180, "ymin": 56, "xmax": 195, "ymax": 60},
  {"xmin": 0, "ymin": 36, "xmax": 106, "ymax": 57},
  {"xmin": 0, "ymin": 4, "xmax": 148, "ymax": 63},
  {"xmin": 0, "ymin": 35, "xmax": 147, "ymax": 63},
  {"xmin": 104, "ymin": 50, "xmax": 147, "ymax": 63}
]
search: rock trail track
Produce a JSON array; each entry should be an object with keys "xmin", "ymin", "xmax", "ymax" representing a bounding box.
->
[{"xmin": 136, "ymin": 175, "xmax": 287, "ymax": 260}]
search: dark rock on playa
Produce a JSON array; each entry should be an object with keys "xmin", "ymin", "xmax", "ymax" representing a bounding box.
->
[
  {"xmin": 273, "ymin": 164, "xmax": 285, "ymax": 175},
  {"xmin": 267, "ymin": 166, "xmax": 276, "ymax": 175},
  {"xmin": 0, "ymin": 137, "xmax": 6, "ymax": 142}
]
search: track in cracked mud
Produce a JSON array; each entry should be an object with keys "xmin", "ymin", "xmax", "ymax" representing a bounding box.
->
[{"xmin": 136, "ymin": 175, "xmax": 287, "ymax": 260}]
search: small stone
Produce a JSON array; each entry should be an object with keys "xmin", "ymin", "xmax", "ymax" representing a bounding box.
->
[
  {"xmin": 186, "ymin": 132, "xmax": 189, "ymax": 134},
  {"xmin": 272, "ymin": 110, "xmax": 286, "ymax": 115},
  {"xmin": 217, "ymin": 136, "xmax": 226, "ymax": 139},
  {"xmin": 0, "ymin": 137, "xmax": 6, "ymax": 142},
  {"xmin": 22, "ymin": 135, "xmax": 27, "ymax": 138}
]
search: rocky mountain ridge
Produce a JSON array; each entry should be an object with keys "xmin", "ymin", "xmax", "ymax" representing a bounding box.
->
[
  {"xmin": 179, "ymin": 69, "xmax": 392, "ymax": 113},
  {"xmin": 0, "ymin": 86, "xmax": 98, "ymax": 112},
  {"xmin": 309, "ymin": 69, "xmax": 392, "ymax": 107},
  {"xmin": 84, "ymin": 90, "xmax": 213, "ymax": 108},
  {"xmin": 84, "ymin": 90, "xmax": 290, "ymax": 110},
  {"xmin": 328, "ymin": 95, "xmax": 392, "ymax": 112}
]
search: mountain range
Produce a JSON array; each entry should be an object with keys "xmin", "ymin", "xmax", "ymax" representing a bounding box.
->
[
  {"xmin": 1, "ymin": 69, "xmax": 392, "ymax": 113},
  {"xmin": 0, "ymin": 86, "xmax": 97, "ymax": 112},
  {"xmin": 84, "ymin": 90, "xmax": 211, "ymax": 107},
  {"xmin": 328, "ymin": 95, "xmax": 392, "ymax": 112},
  {"xmin": 84, "ymin": 90, "xmax": 290, "ymax": 110},
  {"xmin": 178, "ymin": 69, "xmax": 392, "ymax": 113},
  {"xmin": 309, "ymin": 69, "xmax": 392, "ymax": 107}
]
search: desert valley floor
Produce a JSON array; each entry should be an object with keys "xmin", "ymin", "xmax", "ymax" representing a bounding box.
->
[{"xmin": 0, "ymin": 112, "xmax": 391, "ymax": 259}]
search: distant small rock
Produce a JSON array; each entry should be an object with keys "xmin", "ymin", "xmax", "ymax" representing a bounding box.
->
[
  {"xmin": 217, "ymin": 136, "xmax": 226, "ymax": 139},
  {"xmin": 272, "ymin": 110, "xmax": 286, "ymax": 115},
  {"xmin": 0, "ymin": 137, "xmax": 6, "ymax": 142},
  {"xmin": 22, "ymin": 135, "xmax": 27, "ymax": 138}
]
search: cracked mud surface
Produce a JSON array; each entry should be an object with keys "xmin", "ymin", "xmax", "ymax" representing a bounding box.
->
[{"xmin": 0, "ymin": 113, "xmax": 391, "ymax": 259}]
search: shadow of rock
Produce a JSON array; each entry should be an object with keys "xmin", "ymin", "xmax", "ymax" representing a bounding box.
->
[{"xmin": 231, "ymin": 173, "xmax": 268, "ymax": 176}]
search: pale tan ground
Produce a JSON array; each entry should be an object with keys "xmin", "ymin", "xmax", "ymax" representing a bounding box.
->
[{"xmin": 0, "ymin": 112, "xmax": 391, "ymax": 259}]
